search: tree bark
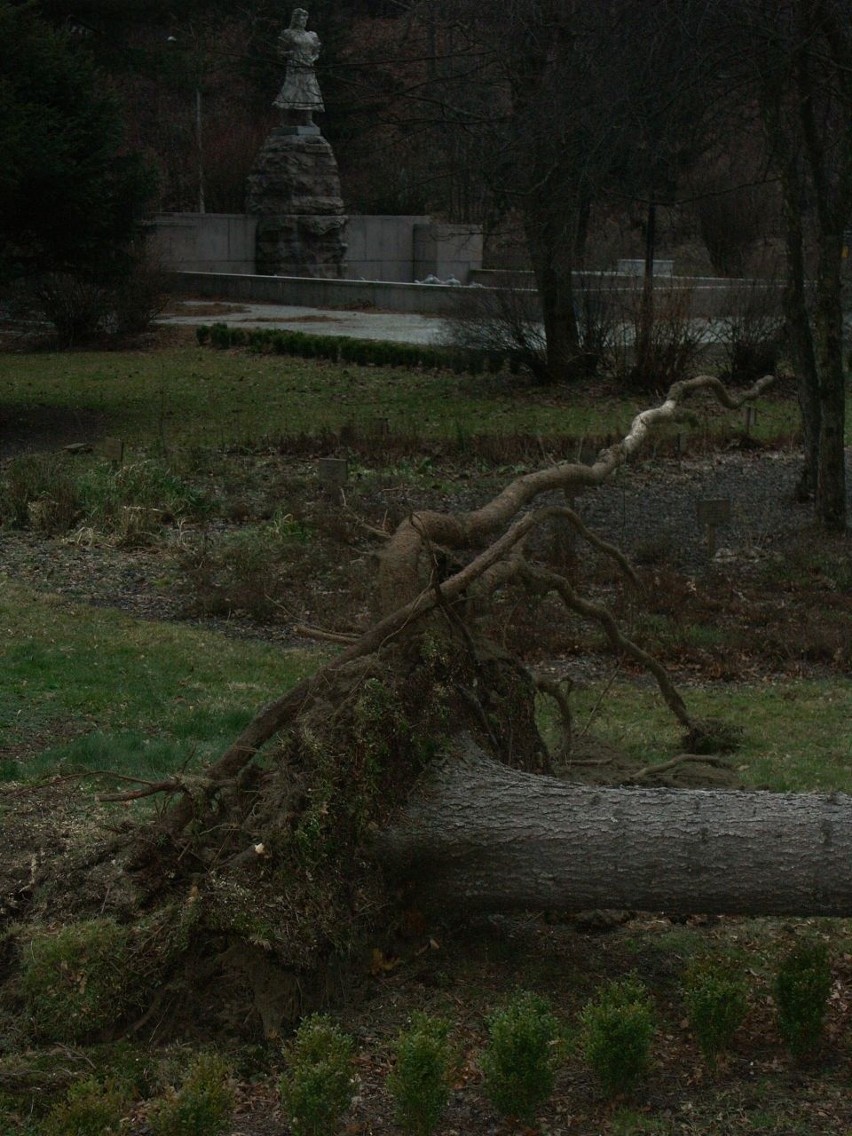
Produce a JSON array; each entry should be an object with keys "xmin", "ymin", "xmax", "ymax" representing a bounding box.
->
[
  {"xmin": 523, "ymin": 206, "xmax": 582, "ymax": 383},
  {"xmin": 812, "ymin": 231, "xmax": 848, "ymax": 531},
  {"xmin": 378, "ymin": 741, "xmax": 852, "ymax": 917},
  {"xmin": 746, "ymin": 0, "xmax": 849, "ymax": 526},
  {"xmin": 779, "ymin": 160, "xmax": 821, "ymax": 500}
]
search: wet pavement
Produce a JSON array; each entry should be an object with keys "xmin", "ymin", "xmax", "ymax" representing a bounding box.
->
[{"xmin": 158, "ymin": 299, "xmax": 448, "ymax": 345}]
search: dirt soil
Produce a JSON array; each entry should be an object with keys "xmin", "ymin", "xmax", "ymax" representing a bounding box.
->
[{"xmin": 1, "ymin": 359, "xmax": 851, "ymax": 1135}]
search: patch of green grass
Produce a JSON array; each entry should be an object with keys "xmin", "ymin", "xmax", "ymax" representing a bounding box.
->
[
  {"xmin": 559, "ymin": 678, "xmax": 852, "ymax": 793},
  {"xmin": 0, "ymin": 348, "xmax": 618, "ymax": 449},
  {"xmin": 0, "ymin": 346, "xmax": 812, "ymax": 453},
  {"xmin": 0, "ymin": 1041, "xmax": 153, "ymax": 1125},
  {"xmin": 20, "ymin": 920, "xmax": 142, "ymax": 1043},
  {"xmin": 42, "ymin": 1075, "xmax": 130, "ymax": 1136},
  {"xmin": 0, "ymin": 453, "xmax": 210, "ymax": 540},
  {"xmin": 611, "ymin": 1108, "xmax": 675, "ymax": 1135},
  {"xmin": 0, "ymin": 576, "xmax": 319, "ymax": 780}
]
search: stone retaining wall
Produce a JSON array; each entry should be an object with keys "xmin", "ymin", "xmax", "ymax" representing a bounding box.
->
[
  {"xmin": 149, "ymin": 213, "xmax": 483, "ymax": 284},
  {"xmin": 166, "ymin": 268, "xmax": 783, "ymax": 320}
]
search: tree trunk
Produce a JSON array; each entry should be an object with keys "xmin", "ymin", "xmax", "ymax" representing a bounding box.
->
[
  {"xmin": 781, "ymin": 176, "xmax": 821, "ymax": 500},
  {"xmin": 812, "ymin": 231, "xmax": 848, "ymax": 531},
  {"xmin": 751, "ymin": 0, "xmax": 849, "ymax": 524},
  {"xmin": 523, "ymin": 211, "xmax": 581, "ymax": 383},
  {"xmin": 378, "ymin": 741, "xmax": 852, "ymax": 917}
]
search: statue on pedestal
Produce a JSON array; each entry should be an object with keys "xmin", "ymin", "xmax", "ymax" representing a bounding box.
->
[
  {"xmin": 273, "ymin": 8, "xmax": 324, "ymax": 128},
  {"xmin": 247, "ymin": 7, "xmax": 346, "ymax": 277}
]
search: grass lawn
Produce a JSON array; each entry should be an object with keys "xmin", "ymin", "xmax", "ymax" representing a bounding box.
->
[
  {"xmin": 569, "ymin": 678, "xmax": 852, "ymax": 793},
  {"xmin": 0, "ymin": 342, "xmax": 808, "ymax": 452},
  {"xmin": 1, "ymin": 340, "xmax": 850, "ymax": 1136},
  {"xmin": 0, "ymin": 576, "xmax": 318, "ymax": 783}
]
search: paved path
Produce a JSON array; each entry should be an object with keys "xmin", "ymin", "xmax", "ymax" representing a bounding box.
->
[
  {"xmin": 159, "ymin": 299, "xmax": 447, "ymax": 345},
  {"xmin": 157, "ymin": 298, "xmax": 753, "ymax": 351}
]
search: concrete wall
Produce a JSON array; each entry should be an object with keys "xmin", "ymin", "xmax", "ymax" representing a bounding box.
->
[
  {"xmin": 165, "ymin": 268, "xmax": 783, "ymax": 321},
  {"xmin": 343, "ymin": 216, "xmax": 484, "ymax": 283},
  {"xmin": 149, "ymin": 213, "xmax": 257, "ymax": 274},
  {"xmin": 168, "ymin": 271, "xmax": 474, "ymax": 315},
  {"xmin": 413, "ymin": 222, "xmax": 484, "ymax": 284},
  {"xmin": 343, "ymin": 215, "xmax": 428, "ymax": 281},
  {"xmin": 344, "ymin": 215, "xmax": 486, "ymax": 282},
  {"xmin": 149, "ymin": 212, "xmax": 484, "ymax": 283},
  {"xmin": 468, "ymin": 269, "xmax": 783, "ymax": 321}
]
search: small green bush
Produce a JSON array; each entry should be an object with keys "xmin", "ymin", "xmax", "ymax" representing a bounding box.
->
[
  {"xmin": 110, "ymin": 252, "xmax": 168, "ymax": 336},
  {"xmin": 193, "ymin": 315, "xmax": 503, "ymax": 373},
  {"xmin": 148, "ymin": 1052, "xmax": 234, "ymax": 1136},
  {"xmin": 209, "ymin": 322, "xmax": 231, "ymax": 348},
  {"xmin": 774, "ymin": 939, "xmax": 833, "ymax": 1059},
  {"xmin": 480, "ymin": 990, "xmax": 560, "ymax": 1123},
  {"xmin": 19, "ymin": 920, "xmax": 138, "ymax": 1043},
  {"xmin": 580, "ymin": 977, "xmax": 655, "ymax": 1098},
  {"xmin": 336, "ymin": 337, "xmax": 356, "ymax": 362},
  {"xmin": 299, "ymin": 334, "xmax": 318, "ymax": 358},
  {"xmin": 682, "ymin": 959, "xmax": 749, "ymax": 1067},
  {"xmin": 42, "ymin": 1077, "xmax": 129, "ymax": 1136},
  {"xmin": 279, "ymin": 1014, "xmax": 355, "ymax": 1136},
  {"xmin": 342, "ymin": 341, "xmax": 362, "ymax": 365},
  {"xmin": 468, "ymin": 350, "xmax": 485, "ymax": 375},
  {"xmin": 368, "ymin": 341, "xmax": 388, "ymax": 366},
  {"xmin": 386, "ymin": 343, "xmax": 414, "ymax": 367},
  {"xmin": 388, "ymin": 1013, "xmax": 454, "ymax": 1136},
  {"xmin": 36, "ymin": 272, "xmax": 111, "ymax": 346}
]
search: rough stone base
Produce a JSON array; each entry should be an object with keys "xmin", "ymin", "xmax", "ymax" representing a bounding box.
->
[
  {"xmin": 255, "ymin": 214, "xmax": 347, "ymax": 278},
  {"xmin": 246, "ymin": 127, "xmax": 347, "ymax": 278}
]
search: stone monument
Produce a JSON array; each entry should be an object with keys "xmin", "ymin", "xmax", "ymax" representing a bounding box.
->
[{"xmin": 246, "ymin": 8, "xmax": 347, "ymax": 277}]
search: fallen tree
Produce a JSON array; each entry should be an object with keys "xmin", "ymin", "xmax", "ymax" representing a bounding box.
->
[
  {"xmin": 379, "ymin": 736, "xmax": 852, "ymax": 917},
  {"xmin": 6, "ymin": 372, "xmax": 852, "ymax": 1041}
]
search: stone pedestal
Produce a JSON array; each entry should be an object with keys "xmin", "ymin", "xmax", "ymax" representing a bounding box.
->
[{"xmin": 246, "ymin": 126, "xmax": 347, "ymax": 278}]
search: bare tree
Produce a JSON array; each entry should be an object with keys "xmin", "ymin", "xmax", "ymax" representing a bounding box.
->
[
  {"xmin": 329, "ymin": 1, "xmax": 721, "ymax": 381},
  {"xmin": 723, "ymin": 0, "xmax": 849, "ymax": 528}
]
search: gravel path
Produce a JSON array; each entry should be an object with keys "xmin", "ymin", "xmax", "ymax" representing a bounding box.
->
[
  {"xmin": 2, "ymin": 450, "xmax": 848, "ymax": 632},
  {"xmin": 574, "ymin": 448, "xmax": 850, "ymax": 573}
]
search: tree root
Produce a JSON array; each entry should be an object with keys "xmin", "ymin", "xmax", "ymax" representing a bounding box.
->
[
  {"xmin": 624, "ymin": 752, "xmax": 735, "ymax": 784},
  {"xmin": 535, "ymin": 673, "xmax": 574, "ymax": 759}
]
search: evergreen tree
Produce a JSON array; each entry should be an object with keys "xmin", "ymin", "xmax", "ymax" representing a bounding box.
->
[{"xmin": 0, "ymin": 0, "xmax": 155, "ymax": 285}]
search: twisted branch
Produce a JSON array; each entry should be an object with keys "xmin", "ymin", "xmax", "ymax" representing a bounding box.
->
[{"xmin": 159, "ymin": 374, "xmax": 772, "ymax": 833}]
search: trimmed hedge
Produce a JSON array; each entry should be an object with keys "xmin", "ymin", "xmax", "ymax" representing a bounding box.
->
[{"xmin": 195, "ymin": 323, "xmax": 505, "ymax": 376}]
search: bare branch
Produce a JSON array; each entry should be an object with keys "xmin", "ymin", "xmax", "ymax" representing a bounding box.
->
[
  {"xmin": 520, "ymin": 562, "xmax": 693, "ymax": 731},
  {"xmin": 378, "ymin": 374, "xmax": 774, "ymax": 612},
  {"xmin": 293, "ymin": 624, "xmax": 360, "ymax": 645}
]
